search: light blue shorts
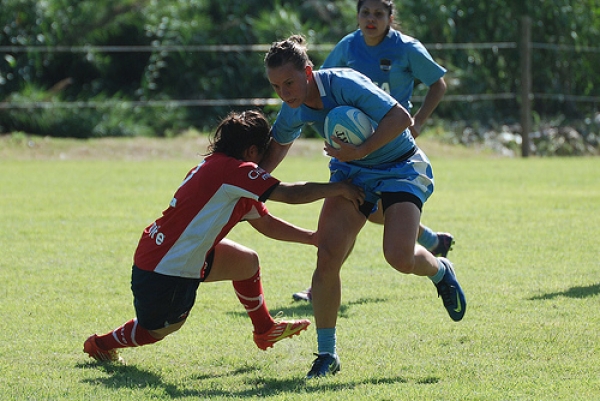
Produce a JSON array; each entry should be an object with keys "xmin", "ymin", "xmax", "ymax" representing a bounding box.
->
[{"xmin": 329, "ymin": 147, "xmax": 434, "ymax": 211}]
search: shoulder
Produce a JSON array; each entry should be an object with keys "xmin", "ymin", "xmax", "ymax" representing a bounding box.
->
[
  {"xmin": 317, "ymin": 68, "xmax": 382, "ymax": 96},
  {"xmin": 389, "ymin": 30, "xmax": 428, "ymax": 52},
  {"xmin": 337, "ymin": 29, "xmax": 362, "ymax": 45},
  {"xmin": 328, "ymin": 30, "xmax": 363, "ymax": 57},
  {"xmin": 208, "ymin": 154, "xmax": 261, "ymax": 176},
  {"xmin": 318, "ymin": 68, "xmax": 367, "ymax": 82}
]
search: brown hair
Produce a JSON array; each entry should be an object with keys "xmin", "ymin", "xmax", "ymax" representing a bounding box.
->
[
  {"xmin": 264, "ymin": 34, "xmax": 314, "ymax": 71},
  {"xmin": 208, "ymin": 110, "xmax": 271, "ymax": 160}
]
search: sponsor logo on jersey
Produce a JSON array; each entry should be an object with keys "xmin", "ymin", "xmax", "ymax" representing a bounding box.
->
[
  {"xmin": 379, "ymin": 58, "xmax": 391, "ymax": 72},
  {"xmin": 248, "ymin": 167, "xmax": 272, "ymax": 181},
  {"xmin": 148, "ymin": 222, "xmax": 165, "ymax": 245}
]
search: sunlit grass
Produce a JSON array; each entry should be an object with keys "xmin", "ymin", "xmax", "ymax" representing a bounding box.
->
[{"xmin": 0, "ymin": 138, "xmax": 599, "ymax": 400}]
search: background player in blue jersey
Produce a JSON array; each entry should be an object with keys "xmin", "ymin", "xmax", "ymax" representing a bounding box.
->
[
  {"xmin": 292, "ymin": 0, "xmax": 453, "ymax": 303},
  {"xmin": 262, "ymin": 35, "xmax": 466, "ymax": 379}
]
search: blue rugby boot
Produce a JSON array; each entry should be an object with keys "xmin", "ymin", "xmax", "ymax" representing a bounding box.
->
[
  {"xmin": 306, "ymin": 352, "xmax": 341, "ymax": 379},
  {"xmin": 435, "ymin": 258, "xmax": 466, "ymax": 321}
]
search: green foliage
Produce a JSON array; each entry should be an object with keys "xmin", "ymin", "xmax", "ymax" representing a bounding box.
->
[
  {"xmin": 1, "ymin": 0, "xmax": 599, "ymax": 138},
  {"xmin": 0, "ymin": 84, "xmax": 188, "ymax": 137}
]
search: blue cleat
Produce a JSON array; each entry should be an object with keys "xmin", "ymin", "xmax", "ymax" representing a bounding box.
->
[
  {"xmin": 306, "ymin": 352, "xmax": 341, "ymax": 379},
  {"xmin": 435, "ymin": 258, "xmax": 466, "ymax": 321},
  {"xmin": 430, "ymin": 233, "xmax": 454, "ymax": 258}
]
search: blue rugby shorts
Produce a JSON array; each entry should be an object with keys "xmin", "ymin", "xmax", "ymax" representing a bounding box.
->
[{"xmin": 329, "ymin": 147, "xmax": 434, "ymax": 214}]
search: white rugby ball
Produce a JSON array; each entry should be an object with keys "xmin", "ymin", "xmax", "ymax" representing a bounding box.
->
[{"xmin": 324, "ymin": 106, "xmax": 374, "ymax": 149}]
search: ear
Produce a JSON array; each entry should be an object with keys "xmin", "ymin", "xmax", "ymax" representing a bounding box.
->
[
  {"xmin": 242, "ymin": 145, "xmax": 259, "ymax": 162},
  {"xmin": 305, "ymin": 64, "xmax": 313, "ymax": 78}
]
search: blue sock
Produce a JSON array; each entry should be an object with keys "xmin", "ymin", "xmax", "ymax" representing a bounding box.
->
[
  {"xmin": 429, "ymin": 259, "xmax": 446, "ymax": 284},
  {"xmin": 316, "ymin": 328, "xmax": 336, "ymax": 355},
  {"xmin": 418, "ymin": 226, "xmax": 438, "ymax": 251}
]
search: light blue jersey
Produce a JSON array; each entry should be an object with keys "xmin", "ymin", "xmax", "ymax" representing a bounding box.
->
[
  {"xmin": 322, "ymin": 29, "xmax": 446, "ymax": 112},
  {"xmin": 271, "ymin": 68, "xmax": 416, "ymax": 167}
]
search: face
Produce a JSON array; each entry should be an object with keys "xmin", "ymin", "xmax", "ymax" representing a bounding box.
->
[
  {"xmin": 358, "ymin": 0, "xmax": 392, "ymax": 45},
  {"xmin": 266, "ymin": 62, "xmax": 311, "ymax": 109}
]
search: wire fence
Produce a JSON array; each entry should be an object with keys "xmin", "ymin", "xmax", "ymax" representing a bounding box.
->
[{"xmin": 1, "ymin": 41, "xmax": 600, "ymax": 110}]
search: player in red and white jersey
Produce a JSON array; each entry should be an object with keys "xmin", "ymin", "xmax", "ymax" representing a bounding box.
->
[
  {"xmin": 84, "ymin": 110, "xmax": 364, "ymax": 364},
  {"xmin": 133, "ymin": 152, "xmax": 282, "ymax": 280}
]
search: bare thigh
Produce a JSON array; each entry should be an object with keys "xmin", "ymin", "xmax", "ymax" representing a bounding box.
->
[{"xmin": 203, "ymin": 238, "xmax": 260, "ymax": 283}]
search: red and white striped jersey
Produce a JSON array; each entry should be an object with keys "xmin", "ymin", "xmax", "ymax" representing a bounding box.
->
[{"xmin": 133, "ymin": 153, "xmax": 280, "ymax": 279}]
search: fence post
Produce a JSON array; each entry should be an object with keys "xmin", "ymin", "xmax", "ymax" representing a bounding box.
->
[{"xmin": 519, "ymin": 16, "xmax": 532, "ymax": 157}]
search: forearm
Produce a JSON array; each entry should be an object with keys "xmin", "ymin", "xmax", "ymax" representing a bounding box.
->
[
  {"xmin": 357, "ymin": 105, "xmax": 413, "ymax": 158},
  {"xmin": 269, "ymin": 182, "xmax": 346, "ymax": 204},
  {"xmin": 249, "ymin": 214, "xmax": 316, "ymax": 246},
  {"xmin": 412, "ymin": 78, "xmax": 446, "ymax": 135}
]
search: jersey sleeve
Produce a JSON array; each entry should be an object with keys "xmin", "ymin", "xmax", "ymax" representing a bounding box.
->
[
  {"xmin": 271, "ymin": 105, "xmax": 303, "ymax": 145},
  {"xmin": 321, "ymin": 37, "xmax": 350, "ymax": 68},
  {"xmin": 406, "ymin": 40, "xmax": 446, "ymax": 86},
  {"xmin": 225, "ymin": 160, "xmax": 281, "ymax": 201},
  {"xmin": 240, "ymin": 201, "xmax": 269, "ymax": 221}
]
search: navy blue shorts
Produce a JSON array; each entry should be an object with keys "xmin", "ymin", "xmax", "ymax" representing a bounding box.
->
[{"xmin": 131, "ymin": 252, "xmax": 214, "ymax": 330}]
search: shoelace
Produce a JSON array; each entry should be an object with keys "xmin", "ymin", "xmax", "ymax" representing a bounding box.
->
[
  {"xmin": 436, "ymin": 282, "xmax": 456, "ymax": 307},
  {"xmin": 309, "ymin": 353, "xmax": 333, "ymax": 373}
]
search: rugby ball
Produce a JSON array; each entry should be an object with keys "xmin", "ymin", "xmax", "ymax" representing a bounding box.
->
[{"xmin": 324, "ymin": 106, "xmax": 374, "ymax": 149}]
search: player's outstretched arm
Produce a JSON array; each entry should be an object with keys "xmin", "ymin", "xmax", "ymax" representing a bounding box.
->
[
  {"xmin": 248, "ymin": 213, "xmax": 317, "ymax": 246},
  {"xmin": 268, "ymin": 181, "xmax": 365, "ymax": 210}
]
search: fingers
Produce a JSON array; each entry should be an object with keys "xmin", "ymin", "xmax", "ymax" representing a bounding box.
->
[{"xmin": 324, "ymin": 139, "xmax": 360, "ymax": 162}]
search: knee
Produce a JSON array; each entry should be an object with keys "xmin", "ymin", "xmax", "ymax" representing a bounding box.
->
[
  {"xmin": 149, "ymin": 319, "xmax": 186, "ymax": 340},
  {"xmin": 242, "ymin": 249, "xmax": 260, "ymax": 277},
  {"xmin": 314, "ymin": 246, "xmax": 343, "ymax": 279},
  {"xmin": 384, "ymin": 248, "xmax": 415, "ymax": 274}
]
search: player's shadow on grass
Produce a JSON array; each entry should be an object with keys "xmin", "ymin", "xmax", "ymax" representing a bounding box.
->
[
  {"xmin": 529, "ymin": 283, "xmax": 600, "ymax": 300},
  {"xmin": 78, "ymin": 361, "xmax": 426, "ymax": 397},
  {"xmin": 78, "ymin": 361, "xmax": 259, "ymax": 398}
]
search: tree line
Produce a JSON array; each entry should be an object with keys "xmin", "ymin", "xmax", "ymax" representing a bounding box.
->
[{"xmin": 1, "ymin": 0, "xmax": 599, "ymax": 138}]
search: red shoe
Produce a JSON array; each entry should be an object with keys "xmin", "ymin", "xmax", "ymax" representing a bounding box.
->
[
  {"xmin": 83, "ymin": 334, "xmax": 124, "ymax": 363},
  {"xmin": 253, "ymin": 319, "xmax": 311, "ymax": 350}
]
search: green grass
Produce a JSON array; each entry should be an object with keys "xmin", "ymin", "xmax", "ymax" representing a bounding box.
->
[{"xmin": 0, "ymin": 137, "xmax": 599, "ymax": 400}]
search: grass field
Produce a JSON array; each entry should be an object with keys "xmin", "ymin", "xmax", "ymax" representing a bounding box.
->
[{"xmin": 1, "ymin": 135, "xmax": 599, "ymax": 400}]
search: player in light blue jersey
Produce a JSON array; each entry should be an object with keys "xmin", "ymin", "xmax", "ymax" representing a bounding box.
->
[
  {"xmin": 322, "ymin": 0, "xmax": 446, "ymax": 124},
  {"xmin": 263, "ymin": 35, "xmax": 466, "ymax": 379},
  {"xmin": 292, "ymin": 0, "xmax": 453, "ymax": 303}
]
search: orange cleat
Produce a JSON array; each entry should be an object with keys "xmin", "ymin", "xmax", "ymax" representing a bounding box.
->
[
  {"xmin": 83, "ymin": 334, "xmax": 124, "ymax": 363},
  {"xmin": 253, "ymin": 319, "xmax": 310, "ymax": 350}
]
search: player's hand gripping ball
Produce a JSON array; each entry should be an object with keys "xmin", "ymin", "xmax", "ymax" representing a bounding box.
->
[{"xmin": 324, "ymin": 106, "xmax": 374, "ymax": 149}]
